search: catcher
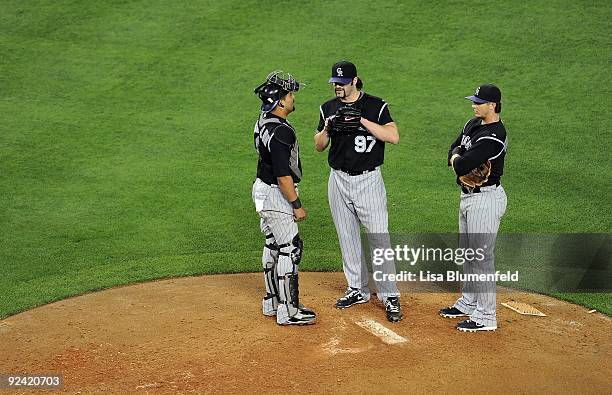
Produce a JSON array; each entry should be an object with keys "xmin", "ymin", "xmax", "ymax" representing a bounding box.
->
[
  {"xmin": 252, "ymin": 70, "xmax": 316, "ymax": 325},
  {"xmin": 441, "ymin": 83, "xmax": 508, "ymax": 332}
]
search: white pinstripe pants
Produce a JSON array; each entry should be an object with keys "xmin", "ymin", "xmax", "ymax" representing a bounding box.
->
[
  {"xmin": 454, "ymin": 185, "xmax": 507, "ymax": 327},
  {"xmin": 252, "ymin": 178, "xmax": 298, "ymax": 245},
  {"xmin": 328, "ymin": 168, "xmax": 400, "ymax": 300},
  {"xmin": 252, "ymin": 179, "xmax": 300, "ymax": 292}
]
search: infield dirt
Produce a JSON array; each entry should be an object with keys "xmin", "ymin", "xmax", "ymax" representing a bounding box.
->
[{"xmin": 1, "ymin": 273, "xmax": 610, "ymax": 394}]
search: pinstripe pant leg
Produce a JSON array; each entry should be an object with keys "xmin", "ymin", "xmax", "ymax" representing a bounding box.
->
[
  {"xmin": 262, "ymin": 210, "xmax": 299, "ymax": 294},
  {"xmin": 261, "ymin": 212, "xmax": 297, "ymax": 248},
  {"xmin": 259, "ymin": 186, "xmax": 297, "ymax": 246},
  {"xmin": 258, "ymin": 186, "xmax": 300, "ymax": 277},
  {"xmin": 454, "ymin": 194, "xmax": 477, "ymax": 314},
  {"xmin": 354, "ymin": 170, "xmax": 400, "ymax": 300},
  {"xmin": 329, "ymin": 170, "xmax": 366, "ymax": 292},
  {"xmin": 462, "ymin": 187, "xmax": 507, "ymax": 327},
  {"xmin": 254, "ymin": 181, "xmax": 301, "ymax": 314}
]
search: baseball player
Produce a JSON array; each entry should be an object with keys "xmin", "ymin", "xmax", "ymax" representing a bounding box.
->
[
  {"xmin": 252, "ymin": 70, "xmax": 316, "ymax": 326},
  {"xmin": 440, "ymin": 83, "xmax": 508, "ymax": 332},
  {"xmin": 314, "ymin": 60, "xmax": 403, "ymax": 323}
]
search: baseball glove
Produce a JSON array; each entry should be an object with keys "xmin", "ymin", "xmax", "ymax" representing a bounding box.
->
[
  {"xmin": 459, "ymin": 160, "xmax": 492, "ymax": 188},
  {"xmin": 329, "ymin": 105, "xmax": 362, "ymax": 136}
]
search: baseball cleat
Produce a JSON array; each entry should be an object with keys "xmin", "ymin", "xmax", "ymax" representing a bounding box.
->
[
  {"xmin": 297, "ymin": 305, "xmax": 316, "ymax": 316},
  {"xmin": 277, "ymin": 307, "xmax": 316, "ymax": 326},
  {"xmin": 456, "ymin": 319, "xmax": 497, "ymax": 332},
  {"xmin": 439, "ymin": 306, "xmax": 469, "ymax": 318},
  {"xmin": 264, "ymin": 298, "xmax": 315, "ymax": 319},
  {"xmin": 335, "ymin": 288, "xmax": 369, "ymax": 309},
  {"xmin": 384, "ymin": 297, "xmax": 403, "ymax": 323}
]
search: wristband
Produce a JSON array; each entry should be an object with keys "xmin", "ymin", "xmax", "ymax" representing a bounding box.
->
[{"xmin": 290, "ymin": 198, "xmax": 302, "ymax": 209}]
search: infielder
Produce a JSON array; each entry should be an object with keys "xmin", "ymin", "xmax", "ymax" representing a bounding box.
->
[
  {"xmin": 252, "ymin": 70, "xmax": 316, "ymax": 325},
  {"xmin": 440, "ymin": 83, "xmax": 508, "ymax": 332},
  {"xmin": 314, "ymin": 61, "xmax": 403, "ymax": 322}
]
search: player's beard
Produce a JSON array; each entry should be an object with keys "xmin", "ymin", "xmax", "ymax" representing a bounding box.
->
[{"xmin": 337, "ymin": 84, "xmax": 359, "ymax": 102}]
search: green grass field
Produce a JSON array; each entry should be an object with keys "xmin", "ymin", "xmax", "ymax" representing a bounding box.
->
[{"xmin": 1, "ymin": 0, "xmax": 610, "ymax": 319}]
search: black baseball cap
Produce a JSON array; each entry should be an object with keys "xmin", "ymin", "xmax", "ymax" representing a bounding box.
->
[
  {"xmin": 465, "ymin": 83, "xmax": 501, "ymax": 104},
  {"xmin": 329, "ymin": 61, "xmax": 357, "ymax": 85}
]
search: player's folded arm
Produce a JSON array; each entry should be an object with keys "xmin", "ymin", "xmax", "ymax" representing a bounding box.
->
[
  {"xmin": 448, "ymin": 134, "xmax": 464, "ymax": 165},
  {"xmin": 452, "ymin": 139, "xmax": 501, "ymax": 176}
]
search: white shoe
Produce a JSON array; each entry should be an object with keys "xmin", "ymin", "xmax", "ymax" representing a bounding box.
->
[{"xmin": 276, "ymin": 304, "xmax": 316, "ymax": 325}]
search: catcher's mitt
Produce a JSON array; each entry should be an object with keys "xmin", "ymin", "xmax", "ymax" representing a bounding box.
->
[
  {"xmin": 329, "ymin": 105, "xmax": 362, "ymax": 136},
  {"xmin": 460, "ymin": 160, "xmax": 491, "ymax": 188}
]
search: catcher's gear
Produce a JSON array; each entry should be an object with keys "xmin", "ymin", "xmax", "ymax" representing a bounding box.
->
[
  {"xmin": 262, "ymin": 233, "xmax": 280, "ymax": 316},
  {"xmin": 329, "ymin": 105, "xmax": 362, "ymax": 136},
  {"xmin": 254, "ymin": 70, "xmax": 301, "ymax": 112},
  {"xmin": 275, "ymin": 234, "xmax": 316, "ymax": 325},
  {"xmin": 460, "ymin": 160, "xmax": 492, "ymax": 188},
  {"xmin": 277, "ymin": 271, "xmax": 316, "ymax": 325},
  {"xmin": 278, "ymin": 234, "xmax": 303, "ymax": 265}
]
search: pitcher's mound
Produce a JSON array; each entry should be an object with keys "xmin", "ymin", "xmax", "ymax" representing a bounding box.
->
[{"xmin": 1, "ymin": 273, "xmax": 610, "ymax": 393}]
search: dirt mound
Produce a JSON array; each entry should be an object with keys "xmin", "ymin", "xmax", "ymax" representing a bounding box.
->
[{"xmin": 1, "ymin": 273, "xmax": 610, "ymax": 393}]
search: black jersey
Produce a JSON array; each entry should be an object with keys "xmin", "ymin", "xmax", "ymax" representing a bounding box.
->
[
  {"xmin": 448, "ymin": 117, "xmax": 507, "ymax": 187},
  {"xmin": 317, "ymin": 92, "xmax": 393, "ymax": 172},
  {"xmin": 254, "ymin": 112, "xmax": 302, "ymax": 185}
]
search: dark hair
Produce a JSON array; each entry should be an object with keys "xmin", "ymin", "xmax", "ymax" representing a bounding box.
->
[
  {"xmin": 355, "ymin": 77, "xmax": 363, "ymax": 90},
  {"xmin": 495, "ymin": 102, "xmax": 502, "ymax": 113}
]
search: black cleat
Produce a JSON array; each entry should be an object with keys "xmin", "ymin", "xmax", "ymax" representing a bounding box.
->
[
  {"xmin": 335, "ymin": 288, "xmax": 369, "ymax": 309},
  {"xmin": 385, "ymin": 297, "xmax": 403, "ymax": 323},
  {"xmin": 439, "ymin": 306, "xmax": 469, "ymax": 318},
  {"xmin": 456, "ymin": 319, "xmax": 497, "ymax": 332},
  {"xmin": 277, "ymin": 306, "xmax": 316, "ymax": 326}
]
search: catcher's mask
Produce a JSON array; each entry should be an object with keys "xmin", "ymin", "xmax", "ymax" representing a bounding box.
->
[{"xmin": 254, "ymin": 70, "xmax": 302, "ymax": 112}]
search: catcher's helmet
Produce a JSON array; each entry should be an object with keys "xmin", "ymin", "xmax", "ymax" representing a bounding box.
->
[{"xmin": 254, "ymin": 70, "xmax": 301, "ymax": 112}]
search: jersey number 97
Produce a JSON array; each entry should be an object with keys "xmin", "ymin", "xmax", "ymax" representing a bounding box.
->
[{"xmin": 355, "ymin": 135, "xmax": 376, "ymax": 153}]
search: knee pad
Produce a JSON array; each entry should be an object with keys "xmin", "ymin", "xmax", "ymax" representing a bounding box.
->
[
  {"xmin": 292, "ymin": 234, "xmax": 303, "ymax": 265},
  {"xmin": 278, "ymin": 233, "xmax": 303, "ymax": 266},
  {"xmin": 262, "ymin": 233, "xmax": 279, "ymax": 268}
]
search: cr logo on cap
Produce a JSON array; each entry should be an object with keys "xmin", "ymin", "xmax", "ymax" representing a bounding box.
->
[
  {"xmin": 475, "ymin": 87, "xmax": 480, "ymax": 95},
  {"xmin": 337, "ymin": 67, "xmax": 343, "ymax": 77}
]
